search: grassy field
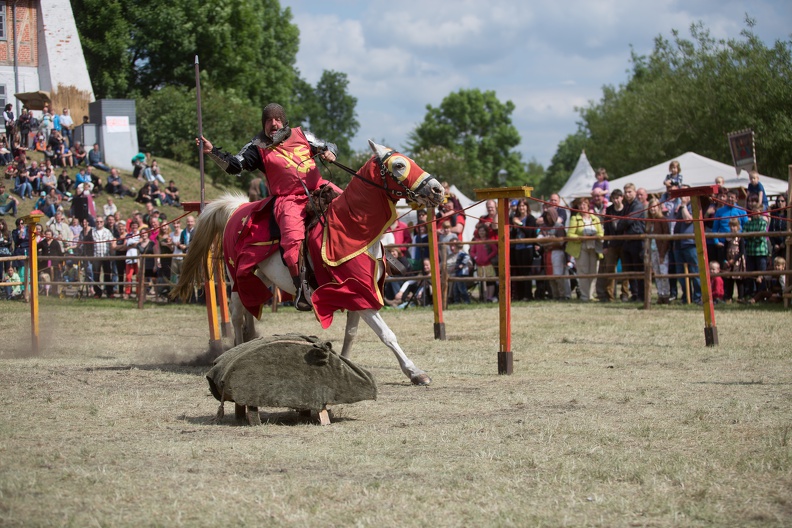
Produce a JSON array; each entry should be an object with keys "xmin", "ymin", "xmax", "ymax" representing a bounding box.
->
[
  {"xmin": 0, "ymin": 299, "xmax": 790, "ymax": 527},
  {"xmin": 13, "ymin": 152, "xmax": 229, "ymax": 223}
]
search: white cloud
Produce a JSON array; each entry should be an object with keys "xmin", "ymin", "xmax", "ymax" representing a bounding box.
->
[{"xmin": 283, "ymin": 0, "xmax": 791, "ymax": 167}]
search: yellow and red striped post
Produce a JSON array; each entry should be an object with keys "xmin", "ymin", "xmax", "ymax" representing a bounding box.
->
[
  {"xmin": 474, "ymin": 186, "xmax": 533, "ymax": 374},
  {"xmin": 21, "ymin": 214, "xmax": 43, "ymax": 354},
  {"xmin": 183, "ymin": 201, "xmax": 224, "ymax": 353}
]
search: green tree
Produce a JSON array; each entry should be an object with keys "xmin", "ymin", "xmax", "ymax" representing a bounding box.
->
[
  {"xmin": 576, "ymin": 18, "xmax": 792, "ymax": 178},
  {"xmin": 305, "ymin": 71, "xmax": 359, "ymax": 160},
  {"xmin": 71, "ymin": 0, "xmax": 137, "ymax": 98},
  {"xmin": 407, "ymin": 89, "xmax": 525, "ymax": 189},
  {"xmin": 74, "ymin": 0, "xmax": 300, "ymax": 107}
]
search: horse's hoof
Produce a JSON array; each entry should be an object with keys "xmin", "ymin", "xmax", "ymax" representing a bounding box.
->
[{"xmin": 411, "ymin": 373, "xmax": 432, "ymax": 386}]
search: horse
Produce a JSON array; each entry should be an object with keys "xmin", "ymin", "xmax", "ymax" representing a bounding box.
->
[{"xmin": 172, "ymin": 140, "xmax": 445, "ymax": 385}]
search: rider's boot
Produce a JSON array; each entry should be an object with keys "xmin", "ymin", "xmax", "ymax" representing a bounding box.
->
[{"xmin": 291, "ymin": 275, "xmax": 313, "ymax": 312}]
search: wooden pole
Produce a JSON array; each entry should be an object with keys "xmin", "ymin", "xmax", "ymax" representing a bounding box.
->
[
  {"xmin": 427, "ymin": 215, "xmax": 445, "ymax": 340},
  {"xmin": 22, "ymin": 214, "xmax": 43, "ymax": 354},
  {"xmin": 497, "ymin": 197, "xmax": 512, "ymax": 374},
  {"xmin": 205, "ymin": 247, "xmax": 222, "ymax": 353},
  {"xmin": 474, "ymin": 186, "xmax": 533, "ymax": 375},
  {"xmin": 786, "ymin": 165, "xmax": 791, "ymax": 308},
  {"xmin": 215, "ymin": 257, "xmax": 231, "ymax": 337},
  {"xmin": 670, "ymin": 186, "xmax": 719, "ymax": 346}
]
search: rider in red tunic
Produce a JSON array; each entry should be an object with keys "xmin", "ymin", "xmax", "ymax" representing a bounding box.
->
[{"xmin": 198, "ymin": 103, "xmax": 340, "ymax": 310}]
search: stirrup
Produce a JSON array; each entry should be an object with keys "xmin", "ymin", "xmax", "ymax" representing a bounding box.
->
[{"xmin": 292, "ymin": 276, "xmax": 313, "ymax": 312}]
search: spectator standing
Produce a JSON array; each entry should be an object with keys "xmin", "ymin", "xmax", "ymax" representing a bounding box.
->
[
  {"xmin": 672, "ymin": 189, "xmax": 701, "ymax": 304},
  {"xmin": 646, "ymin": 198, "xmax": 671, "ymax": 304},
  {"xmin": 742, "ymin": 193, "xmax": 770, "ymax": 299},
  {"xmin": 0, "ymin": 219, "xmax": 12, "ymax": 259},
  {"xmin": 17, "ymin": 108, "xmax": 31, "ymax": 148},
  {"xmin": 59, "ymin": 108, "xmax": 74, "ymax": 147},
  {"xmin": 170, "ymin": 219, "xmax": 184, "ymax": 279},
  {"xmin": 38, "ymin": 228, "xmax": 63, "ymax": 296},
  {"xmin": 539, "ymin": 206, "xmax": 570, "ymax": 300},
  {"xmin": 45, "ymin": 208, "xmax": 72, "ymax": 252},
  {"xmin": 712, "ymin": 189, "xmax": 748, "ymax": 263},
  {"xmin": 590, "ymin": 188, "xmax": 607, "ymax": 216},
  {"xmin": 566, "ymin": 196, "xmax": 603, "ymax": 302},
  {"xmin": 123, "ymin": 221, "xmax": 141, "ymax": 299},
  {"xmin": 596, "ymin": 189, "xmax": 629, "ymax": 302},
  {"xmin": 3, "ymin": 104, "xmax": 15, "ymax": 145},
  {"xmin": 179, "ymin": 215, "xmax": 196, "ymax": 255},
  {"xmin": 447, "ymin": 240, "xmax": 472, "ymax": 304},
  {"xmin": 509, "ymin": 198, "xmax": 537, "ymax": 301},
  {"xmin": 470, "ymin": 223, "xmax": 498, "ymax": 303},
  {"xmin": 769, "ymin": 195, "xmax": 789, "ymax": 259},
  {"xmin": 92, "ymin": 216, "xmax": 115, "ymax": 298},
  {"xmin": 616, "ymin": 183, "xmax": 646, "ymax": 302},
  {"xmin": 40, "ymin": 105, "xmax": 53, "ymax": 142},
  {"xmin": 157, "ymin": 224, "xmax": 175, "ymax": 298}
]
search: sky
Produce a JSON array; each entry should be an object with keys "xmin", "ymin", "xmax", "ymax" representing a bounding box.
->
[{"xmin": 280, "ymin": 0, "xmax": 791, "ymax": 169}]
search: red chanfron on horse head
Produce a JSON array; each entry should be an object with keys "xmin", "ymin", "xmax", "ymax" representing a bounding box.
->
[{"xmin": 366, "ymin": 140, "xmax": 445, "ymax": 210}]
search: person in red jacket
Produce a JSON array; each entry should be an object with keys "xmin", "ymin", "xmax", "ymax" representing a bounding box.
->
[
  {"xmin": 709, "ymin": 261, "xmax": 725, "ymax": 303},
  {"xmin": 197, "ymin": 103, "xmax": 340, "ymax": 310}
]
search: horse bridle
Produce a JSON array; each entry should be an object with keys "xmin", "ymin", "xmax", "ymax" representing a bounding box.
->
[{"xmin": 328, "ymin": 152, "xmax": 427, "ymax": 202}]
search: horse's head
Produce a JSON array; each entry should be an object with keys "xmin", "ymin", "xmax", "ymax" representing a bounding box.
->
[{"xmin": 367, "ymin": 140, "xmax": 445, "ymax": 209}]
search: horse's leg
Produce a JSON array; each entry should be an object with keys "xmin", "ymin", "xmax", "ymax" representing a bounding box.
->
[
  {"xmin": 357, "ymin": 309, "xmax": 431, "ymax": 386},
  {"xmin": 229, "ymin": 291, "xmax": 247, "ymax": 346},
  {"xmin": 341, "ymin": 311, "xmax": 361, "ymax": 359}
]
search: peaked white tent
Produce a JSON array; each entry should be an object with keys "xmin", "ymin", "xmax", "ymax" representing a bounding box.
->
[
  {"xmin": 608, "ymin": 152, "xmax": 789, "ymax": 197},
  {"xmin": 557, "ymin": 151, "xmax": 597, "ymax": 205}
]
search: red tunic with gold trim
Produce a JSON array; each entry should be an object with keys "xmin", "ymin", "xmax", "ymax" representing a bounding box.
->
[{"xmin": 307, "ymin": 159, "xmax": 397, "ymax": 329}]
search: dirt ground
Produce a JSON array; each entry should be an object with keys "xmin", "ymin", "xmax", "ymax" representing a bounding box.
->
[{"xmin": 1, "ymin": 299, "xmax": 790, "ymax": 527}]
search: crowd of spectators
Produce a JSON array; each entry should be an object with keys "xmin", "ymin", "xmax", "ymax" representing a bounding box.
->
[
  {"xmin": 379, "ymin": 162, "xmax": 790, "ymax": 309},
  {"xmin": 1, "ymin": 110, "xmax": 191, "ymax": 301}
]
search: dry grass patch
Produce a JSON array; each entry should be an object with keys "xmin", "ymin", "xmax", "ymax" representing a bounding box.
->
[{"xmin": 0, "ymin": 299, "xmax": 790, "ymax": 527}]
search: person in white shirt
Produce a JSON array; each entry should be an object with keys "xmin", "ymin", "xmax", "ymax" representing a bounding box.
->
[{"xmin": 59, "ymin": 108, "xmax": 74, "ymax": 147}]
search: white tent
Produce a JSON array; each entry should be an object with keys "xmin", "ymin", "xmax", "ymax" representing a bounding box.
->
[
  {"xmin": 608, "ymin": 152, "xmax": 789, "ymax": 197},
  {"xmin": 557, "ymin": 151, "xmax": 596, "ymax": 205}
]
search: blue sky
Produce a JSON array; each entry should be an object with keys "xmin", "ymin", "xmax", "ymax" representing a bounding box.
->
[{"xmin": 281, "ymin": 0, "xmax": 791, "ymax": 169}]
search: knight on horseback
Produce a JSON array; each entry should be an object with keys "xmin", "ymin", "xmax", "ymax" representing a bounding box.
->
[{"xmin": 196, "ymin": 103, "xmax": 341, "ymax": 310}]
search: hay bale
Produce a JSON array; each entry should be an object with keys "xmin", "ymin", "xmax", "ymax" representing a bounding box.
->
[{"xmin": 206, "ymin": 334, "xmax": 377, "ymax": 412}]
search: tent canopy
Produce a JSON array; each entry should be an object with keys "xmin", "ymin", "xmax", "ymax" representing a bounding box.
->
[
  {"xmin": 14, "ymin": 91, "xmax": 51, "ymax": 111},
  {"xmin": 557, "ymin": 151, "xmax": 596, "ymax": 205},
  {"xmin": 608, "ymin": 152, "xmax": 789, "ymax": 197}
]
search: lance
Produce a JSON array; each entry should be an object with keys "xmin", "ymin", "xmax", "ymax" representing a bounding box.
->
[{"xmin": 195, "ymin": 55, "xmax": 206, "ymax": 211}]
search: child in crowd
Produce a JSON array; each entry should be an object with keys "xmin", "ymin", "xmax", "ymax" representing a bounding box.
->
[
  {"xmin": 709, "ymin": 261, "xmax": 725, "ymax": 303},
  {"xmin": 470, "ymin": 224, "xmax": 498, "ymax": 303},
  {"xmin": 747, "ymin": 170, "xmax": 768, "ymax": 211},
  {"xmin": 749, "ymin": 256, "xmax": 786, "ymax": 304},
  {"xmin": 447, "ymin": 241, "xmax": 472, "ymax": 304},
  {"xmin": 721, "ymin": 218, "xmax": 745, "ymax": 303},
  {"xmin": 4, "ymin": 264, "xmax": 22, "ymax": 299},
  {"xmin": 664, "ymin": 160, "xmax": 683, "ymax": 187},
  {"xmin": 591, "ymin": 167, "xmax": 610, "ymax": 201}
]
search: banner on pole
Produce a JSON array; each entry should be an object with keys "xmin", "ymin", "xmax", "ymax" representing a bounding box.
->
[{"xmin": 727, "ymin": 129, "xmax": 756, "ymax": 175}]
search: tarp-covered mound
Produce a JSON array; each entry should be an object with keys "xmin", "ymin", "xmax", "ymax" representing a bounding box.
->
[{"xmin": 206, "ymin": 334, "xmax": 377, "ymax": 411}]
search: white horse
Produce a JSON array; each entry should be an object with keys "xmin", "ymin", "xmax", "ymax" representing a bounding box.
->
[{"xmin": 173, "ymin": 140, "xmax": 445, "ymax": 385}]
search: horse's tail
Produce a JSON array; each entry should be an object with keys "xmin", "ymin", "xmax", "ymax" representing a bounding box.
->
[{"xmin": 170, "ymin": 192, "xmax": 248, "ymax": 303}]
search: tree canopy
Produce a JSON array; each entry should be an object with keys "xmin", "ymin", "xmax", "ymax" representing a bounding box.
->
[
  {"xmin": 73, "ymin": 0, "xmax": 359, "ymax": 185},
  {"xmin": 407, "ymin": 89, "xmax": 526, "ymax": 195},
  {"xmin": 572, "ymin": 19, "xmax": 792, "ymax": 180}
]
